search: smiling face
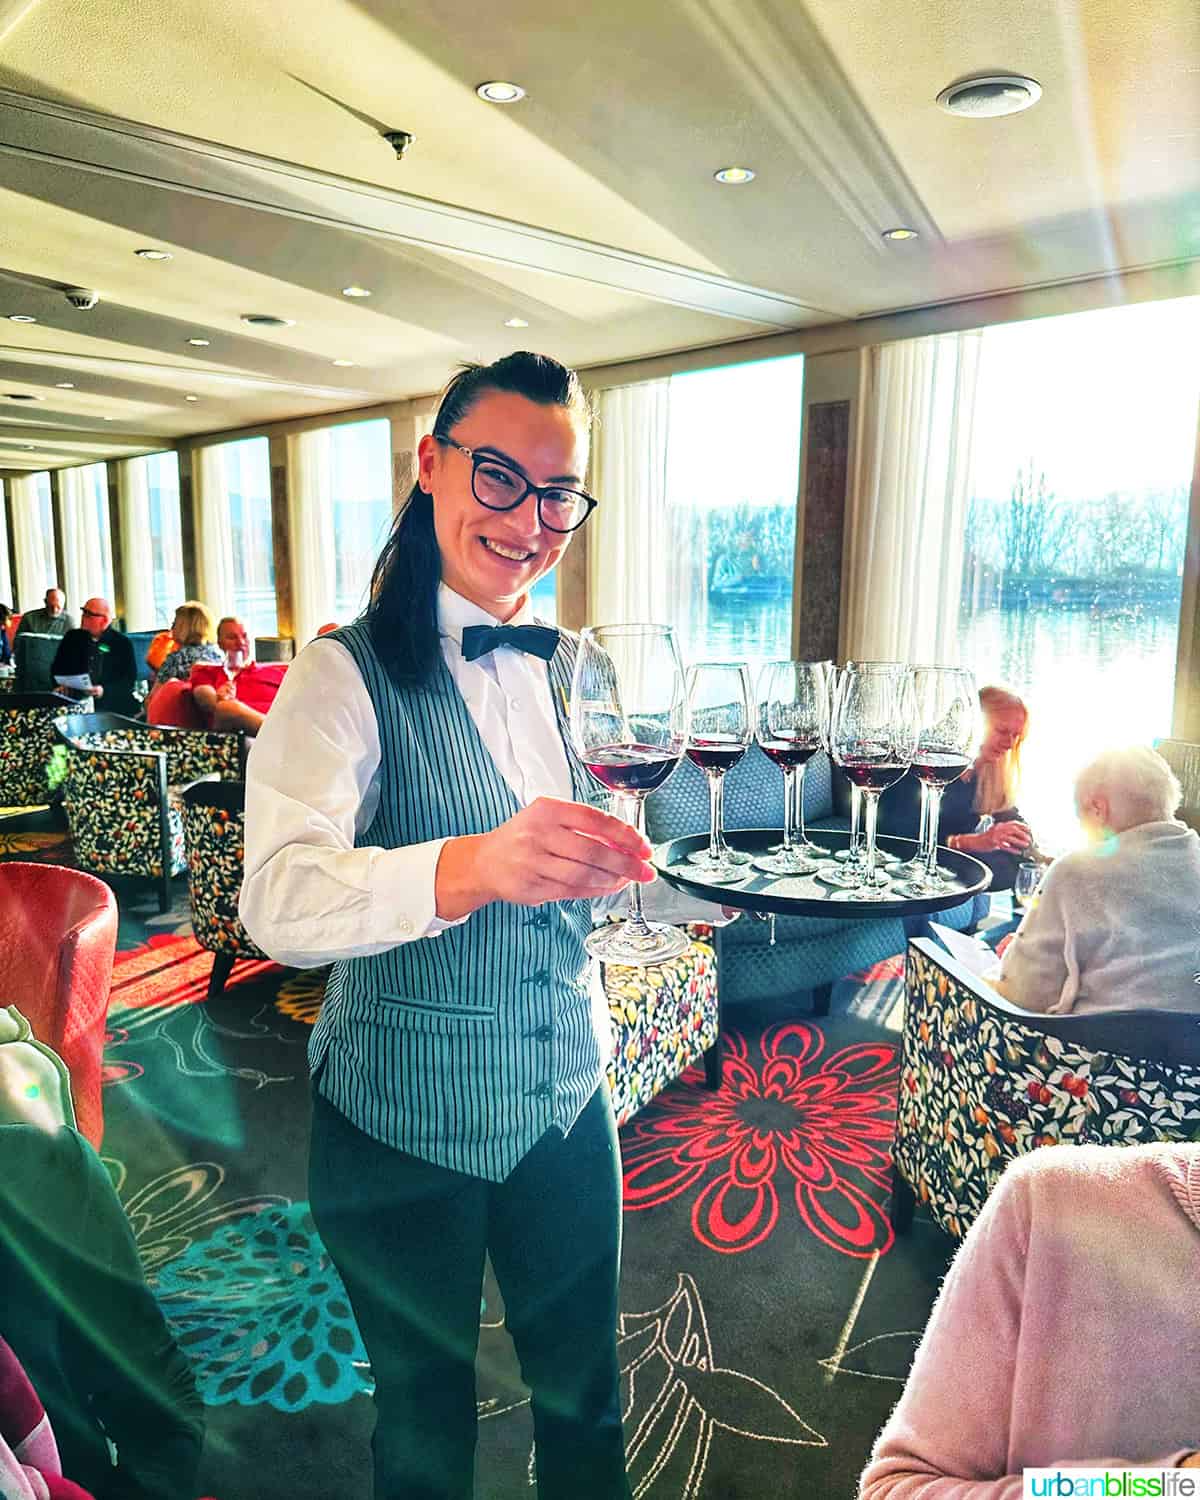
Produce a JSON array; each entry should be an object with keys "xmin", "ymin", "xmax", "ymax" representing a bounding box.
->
[
  {"xmin": 978, "ymin": 703, "xmax": 1027, "ymax": 764},
  {"xmin": 418, "ymin": 389, "xmax": 588, "ymax": 621}
]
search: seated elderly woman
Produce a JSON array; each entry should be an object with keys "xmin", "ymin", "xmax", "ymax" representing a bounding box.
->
[
  {"xmin": 993, "ymin": 744, "xmax": 1200, "ymax": 1014},
  {"xmin": 859, "ymin": 1142, "xmax": 1200, "ymax": 1496}
]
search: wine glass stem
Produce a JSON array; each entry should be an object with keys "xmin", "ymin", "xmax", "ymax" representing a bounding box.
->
[
  {"xmin": 794, "ymin": 763, "xmax": 808, "ymax": 845},
  {"xmin": 923, "ymin": 786, "xmax": 945, "ymax": 882},
  {"xmin": 849, "ymin": 784, "xmax": 862, "ymax": 862},
  {"xmin": 780, "ymin": 767, "xmax": 795, "ymax": 852},
  {"xmin": 706, "ymin": 772, "xmax": 729, "ymax": 863},
  {"xmin": 863, "ymin": 791, "xmax": 880, "ymax": 886},
  {"xmin": 625, "ymin": 795, "xmax": 653, "ymax": 935},
  {"xmin": 917, "ymin": 783, "xmax": 929, "ymax": 857}
]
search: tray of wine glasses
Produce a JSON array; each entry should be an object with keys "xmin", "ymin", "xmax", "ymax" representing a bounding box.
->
[{"xmin": 652, "ymin": 828, "xmax": 991, "ymax": 920}]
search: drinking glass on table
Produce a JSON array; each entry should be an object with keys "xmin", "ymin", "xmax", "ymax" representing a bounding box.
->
[
  {"xmin": 828, "ymin": 662, "xmax": 918, "ymax": 902},
  {"xmin": 571, "ymin": 623, "xmax": 690, "ymax": 964},
  {"xmin": 895, "ymin": 666, "xmax": 977, "ymax": 898},
  {"xmin": 684, "ymin": 662, "xmax": 754, "ymax": 883},
  {"xmin": 754, "ymin": 660, "xmax": 830, "ymax": 877},
  {"xmin": 1013, "ymin": 860, "xmax": 1043, "ymax": 915}
]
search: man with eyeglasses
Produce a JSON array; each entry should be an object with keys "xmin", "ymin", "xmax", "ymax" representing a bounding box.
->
[{"xmin": 51, "ymin": 596, "xmax": 138, "ymax": 716}]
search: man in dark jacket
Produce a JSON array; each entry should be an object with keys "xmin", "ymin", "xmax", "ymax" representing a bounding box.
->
[
  {"xmin": 0, "ymin": 1124, "xmax": 204, "ymax": 1499},
  {"xmin": 51, "ymin": 596, "xmax": 138, "ymax": 716}
]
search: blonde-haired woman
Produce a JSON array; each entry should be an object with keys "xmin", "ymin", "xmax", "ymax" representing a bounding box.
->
[
  {"xmin": 879, "ymin": 683, "xmax": 1033, "ymax": 889},
  {"xmin": 150, "ymin": 602, "xmax": 222, "ymax": 687}
]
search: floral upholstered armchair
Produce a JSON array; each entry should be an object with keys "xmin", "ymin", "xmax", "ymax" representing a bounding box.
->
[
  {"xmin": 893, "ymin": 936, "xmax": 1200, "ymax": 1238},
  {"xmin": 603, "ymin": 926, "xmax": 720, "ymax": 1125},
  {"xmin": 180, "ymin": 780, "xmax": 270, "ymax": 999},
  {"xmin": 53, "ymin": 713, "xmax": 242, "ymax": 911},
  {"xmin": 1, "ymin": 693, "xmax": 72, "ymax": 809}
]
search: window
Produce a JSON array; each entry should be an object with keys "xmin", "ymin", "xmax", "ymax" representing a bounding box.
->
[
  {"xmin": 143, "ymin": 452, "xmax": 185, "ymax": 624},
  {"xmin": 10, "ymin": 472, "xmax": 58, "ymax": 607},
  {"xmin": 327, "ymin": 419, "xmax": 392, "ymax": 622},
  {"xmin": 218, "ymin": 437, "xmax": 276, "ymax": 636},
  {"xmin": 663, "ymin": 356, "xmax": 804, "ymax": 675},
  {"xmin": 529, "ymin": 570, "xmax": 557, "ymax": 623},
  {"xmin": 60, "ymin": 463, "xmax": 114, "ymax": 607},
  {"xmin": 960, "ymin": 298, "xmax": 1200, "ymax": 850}
]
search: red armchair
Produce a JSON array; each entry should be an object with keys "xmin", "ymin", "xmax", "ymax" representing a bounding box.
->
[{"xmin": 0, "ymin": 863, "xmax": 118, "ymax": 1147}]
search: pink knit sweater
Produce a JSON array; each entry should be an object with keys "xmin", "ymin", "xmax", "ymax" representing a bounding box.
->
[{"xmin": 860, "ymin": 1144, "xmax": 1200, "ymax": 1498}]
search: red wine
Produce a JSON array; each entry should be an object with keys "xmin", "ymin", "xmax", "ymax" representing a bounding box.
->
[
  {"xmin": 912, "ymin": 750, "xmax": 971, "ymax": 787},
  {"xmin": 583, "ymin": 743, "xmax": 678, "ymax": 795},
  {"xmin": 840, "ymin": 757, "xmax": 909, "ymax": 792},
  {"xmin": 760, "ymin": 737, "xmax": 820, "ymax": 770},
  {"xmin": 686, "ymin": 736, "xmax": 747, "ymax": 774}
]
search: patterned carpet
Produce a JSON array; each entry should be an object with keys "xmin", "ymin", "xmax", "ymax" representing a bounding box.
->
[{"xmin": 2, "ymin": 807, "xmax": 957, "ymax": 1500}]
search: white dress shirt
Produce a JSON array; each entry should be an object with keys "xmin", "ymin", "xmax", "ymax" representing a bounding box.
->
[{"xmin": 241, "ymin": 585, "xmax": 724, "ymax": 968}]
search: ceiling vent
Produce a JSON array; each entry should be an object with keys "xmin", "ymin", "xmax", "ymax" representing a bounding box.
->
[{"xmin": 937, "ymin": 75, "xmax": 1042, "ymax": 118}]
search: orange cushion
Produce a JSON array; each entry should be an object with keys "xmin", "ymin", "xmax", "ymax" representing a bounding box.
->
[{"xmin": 146, "ymin": 678, "xmax": 204, "ymax": 729}]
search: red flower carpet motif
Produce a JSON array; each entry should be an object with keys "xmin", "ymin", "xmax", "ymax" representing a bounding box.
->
[{"xmin": 622, "ymin": 1022, "xmax": 899, "ymax": 1258}]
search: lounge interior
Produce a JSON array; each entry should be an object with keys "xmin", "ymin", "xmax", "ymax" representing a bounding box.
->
[{"xmin": 1, "ymin": 0, "xmax": 1199, "ymax": 1496}]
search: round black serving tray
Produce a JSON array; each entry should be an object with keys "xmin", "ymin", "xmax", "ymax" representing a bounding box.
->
[{"xmin": 652, "ymin": 827, "xmax": 991, "ymax": 920}]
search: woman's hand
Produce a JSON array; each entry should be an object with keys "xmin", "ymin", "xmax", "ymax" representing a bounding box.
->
[
  {"xmin": 961, "ymin": 821, "xmax": 1032, "ymax": 855},
  {"xmin": 436, "ymin": 797, "xmax": 656, "ymax": 920}
]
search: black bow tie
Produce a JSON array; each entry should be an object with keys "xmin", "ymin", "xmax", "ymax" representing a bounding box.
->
[{"xmin": 460, "ymin": 623, "xmax": 560, "ymax": 663}]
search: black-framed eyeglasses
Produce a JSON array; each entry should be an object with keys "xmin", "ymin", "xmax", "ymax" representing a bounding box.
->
[
  {"xmin": 434, "ymin": 434, "xmax": 597, "ymax": 533},
  {"xmin": 81, "ymin": 608, "xmax": 107, "ymax": 619}
]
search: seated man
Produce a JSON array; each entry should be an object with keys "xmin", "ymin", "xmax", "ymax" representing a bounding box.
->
[
  {"xmin": 50, "ymin": 598, "xmax": 138, "ymax": 717},
  {"xmin": 993, "ymin": 745, "xmax": 1200, "ymax": 1015},
  {"xmin": 189, "ymin": 615, "xmax": 286, "ymax": 735}
]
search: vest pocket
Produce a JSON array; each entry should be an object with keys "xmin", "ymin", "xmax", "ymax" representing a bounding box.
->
[{"xmin": 375, "ymin": 992, "xmax": 498, "ymax": 1031}]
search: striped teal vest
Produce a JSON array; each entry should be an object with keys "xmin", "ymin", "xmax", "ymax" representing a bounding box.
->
[{"xmin": 308, "ymin": 619, "xmax": 606, "ymax": 1181}]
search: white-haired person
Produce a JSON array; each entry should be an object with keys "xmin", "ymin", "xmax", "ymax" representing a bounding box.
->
[{"xmin": 993, "ymin": 744, "xmax": 1200, "ymax": 1015}]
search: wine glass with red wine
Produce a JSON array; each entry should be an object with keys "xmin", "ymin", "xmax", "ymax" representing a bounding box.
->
[
  {"xmin": 895, "ymin": 666, "xmax": 977, "ymax": 898},
  {"xmin": 683, "ymin": 662, "xmax": 754, "ymax": 883},
  {"xmin": 753, "ymin": 660, "xmax": 831, "ymax": 877},
  {"xmin": 571, "ymin": 623, "xmax": 690, "ymax": 964},
  {"xmin": 828, "ymin": 662, "xmax": 918, "ymax": 902}
]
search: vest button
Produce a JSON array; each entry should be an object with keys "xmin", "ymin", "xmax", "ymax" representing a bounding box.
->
[
  {"xmin": 533, "ymin": 1024, "xmax": 553, "ymax": 1043},
  {"xmin": 527, "ymin": 1080, "xmax": 553, "ymax": 1101}
]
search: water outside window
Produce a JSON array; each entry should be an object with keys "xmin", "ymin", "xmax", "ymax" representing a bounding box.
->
[
  {"xmin": 664, "ymin": 355, "xmax": 804, "ymax": 680},
  {"xmin": 143, "ymin": 452, "xmax": 185, "ymax": 625},
  {"xmin": 220, "ymin": 437, "xmax": 277, "ymax": 637},
  {"xmin": 959, "ymin": 297, "xmax": 1200, "ymax": 853},
  {"xmin": 327, "ymin": 420, "xmax": 393, "ymax": 623}
]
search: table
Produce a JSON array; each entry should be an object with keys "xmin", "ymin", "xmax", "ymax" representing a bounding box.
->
[{"xmin": 653, "ymin": 827, "xmax": 991, "ymax": 920}]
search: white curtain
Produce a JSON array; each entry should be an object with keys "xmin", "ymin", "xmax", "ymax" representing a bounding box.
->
[
  {"xmin": 588, "ymin": 381, "xmax": 671, "ymax": 627},
  {"xmin": 194, "ymin": 445, "xmax": 236, "ymax": 617},
  {"xmin": 842, "ymin": 331, "xmax": 983, "ymax": 664},
  {"xmin": 58, "ymin": 465, "xmax": 113, "ymax": 610},
  {"xmin": 117, "ymin": 457, "xmax": 158, "ymax": 630},
  {"xmin": 9, "ymin": 473, "xmax": 56, "ymax": 609},
  {"xmin": 0, "ymin": 482, "xmax": 12, "ymax": 608},
  {"xmin": 287, "ymin": 428, "xmax": 337, "ymax": 648}
]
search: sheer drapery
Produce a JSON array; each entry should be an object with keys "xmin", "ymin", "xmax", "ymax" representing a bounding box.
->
[
  {"xmin": 286, "ymin": 428, "xmax": 336, "ymax": 649},
  {"xmin": 58, "ymin": 464, "xmax": 114, "ymax": 610},
  {"xmin": 9, "ymin": 473, "xmax": 56, "ymax": 609},
  {"xmin": 194, "ymin": 444, "xmax": 236, "ymax": 618},
  {"xmin": 842, "ymin": 331, "xmax": 983, "ymax": 663},
  {"xmin": 0, "ymin": 482, "xmax": 12, "ymax": 608},
  {"xmin": 587, "ymin": 381, "xmax": 671, "ymax": 627},
  {"xmin": 117, "ymin": 457, "xmax": 158, "ymax": 630}
]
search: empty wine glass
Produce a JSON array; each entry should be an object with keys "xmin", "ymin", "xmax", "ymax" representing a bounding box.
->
[
  {"xmin": 754, "ymin": 660, "xmax": 830, "ymax": 877},
  {"xmin": 223, "ymin": 646, "xmax": 246, "ymax": 685},
  {"xmin": 828, "ymin": 662, "xmax": 918, "ymax": 902},
  {"xmin": 684, "ymin": 662, "xmax": 754, "ymax": 883},
  {"xmin": 895, "ymin": 667, "xmax": 977, "ymax": 898},
  {"xmin": 571, "ymin": 623, "xmax": 690, "ymax": 964}
]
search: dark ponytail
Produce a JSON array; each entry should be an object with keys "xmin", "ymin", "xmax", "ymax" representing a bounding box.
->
[{"xmin": 366, "ymin": 351, "xmax": 592, "ymax": 687}]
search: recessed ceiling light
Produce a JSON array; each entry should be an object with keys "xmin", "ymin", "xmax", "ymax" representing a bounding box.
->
[
  {"xmin": 504, "ymin": 317, "xmax": 529, "ymax": 329},
  {"xmin": 341, "ymin": 286, "xmax": 371, "ymax": 298},
  {"xmin": 714, "ymin": 166, "xmax": 756, "ymax": 185},
  {"xmin": 134, "ymin": 248, "xmax": 173, "ymax": 261},
  {"xmin": 187, "ymin": 337, "xmax": 211, "ymax": 347},
  {"xmin": 5, "ymin": 393, "xmax": 39, "ymax": 401},
  {"xmin": 185, "ymin": 394, "xmax": 199, "ymax": 401},
  {"xmin": 21, "ymin": 443, "xmax": 35, "ymax": 449},
  {"xmin": 55, "ymin": 381, "xmax": 75, "ymax": 389},
  {"xmin": 102, "ymin": 416, "xmax": 116, "ymax": 421},
  {"xmin": 7, "ymin": 314, "xmax": 36, "ymax": 323},
  {"xmin": 937, "ymin": 74, "xmax": 1042, "ymax": 118},
  {"xmin": 476, "ymin": 81, "xmax": 526, "ymax": 104},
  {"xmin": 241, "ymin": 314, "xmax": 295, "ymax": 328},
  {"xmin": 332, "ymin": 358, "xmax": 356, "ymax": 367},
  {"xmin": 882, "ymin": 227, "xmax": 920, "ymax": 241}
]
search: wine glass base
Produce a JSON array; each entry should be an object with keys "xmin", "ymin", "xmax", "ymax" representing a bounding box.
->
[
  {"xmin": 688, "ymin": 847, "xmax": 752, "ymax": 868},
  {"xmin": 753, "ymin": 852, "xmax": 818, "ymax": 876},
  {"xmin": 584, "ymin": 921, "xmax": 690, "ymax": 966},
  {"xmin": 893, "ymin": 878, "xmax": 938, "ymax": 899},
  {"xmin": 827, "ymin": 885, "xmax": 890, "ymax": 903},
  {"xmin": 815, "ymin": 864, "xmax": 864, "ymax": 889}
]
